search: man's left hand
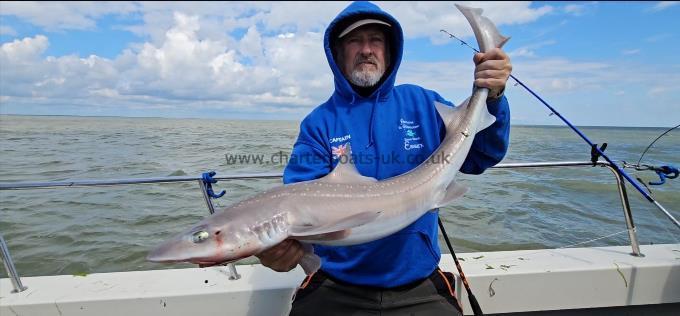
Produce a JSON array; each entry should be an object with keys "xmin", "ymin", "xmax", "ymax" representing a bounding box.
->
[{"xmin": 473, "ymin": 48, "xmax": 512, "ymax": 98}]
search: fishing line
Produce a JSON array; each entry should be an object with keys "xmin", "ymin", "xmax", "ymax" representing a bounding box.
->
[
  {"xmin": 557, "ymin": 229, "xmax": 629, "ymax": 249},
  {"xmin": 636, "ymin": 123, "xmax": 679, "ymax": 166},
  {"xmin": 440, "ymin": 29, "xmax": 680, "ymax": 230},
  {"xmin": 645, "ymin": 204, "xmax": 680, "ymax": 244},
  {"xmin": 447, "ymin": 229, "xmax": 631, "ymax": 266},
  {"xmin": 624, "ymin": 124, "xmax": 679, "ymax": 192},
  {"xmin": 437, "ymin": 221, "xmax": 631, "ymax": 315}
]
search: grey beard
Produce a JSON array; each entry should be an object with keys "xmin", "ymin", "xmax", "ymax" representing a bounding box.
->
[{"xmin": 348, "ymin": 67, "xmax": 384, "ymax": 87}]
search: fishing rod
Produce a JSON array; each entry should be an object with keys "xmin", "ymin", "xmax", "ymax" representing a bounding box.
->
[
  {"xmin": 438, "ymin": 218, "xmax": 483, "ymax": 315},
  {"xmin": 440, "ymin": 29, "xmax": 680, "ymax": 230}
]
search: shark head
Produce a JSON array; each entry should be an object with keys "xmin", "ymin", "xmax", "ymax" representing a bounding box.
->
[{"xmin": 146, "ymin": 210, "xmax": 263, "ymax": 265}]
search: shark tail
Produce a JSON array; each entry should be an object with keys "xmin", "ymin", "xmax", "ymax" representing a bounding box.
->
[{"xmin": 455, "ymin": 4, "xmax": 510, "ymax": 52}]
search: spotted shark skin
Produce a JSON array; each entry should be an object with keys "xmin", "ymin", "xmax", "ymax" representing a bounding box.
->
[{"xmin": 147, "ymin": 4, "xmax": 509, "ymax": 275}]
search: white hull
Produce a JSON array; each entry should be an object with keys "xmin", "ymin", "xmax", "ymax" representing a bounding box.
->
[{"xmin": 2, "ymin": 244, "xmax": 679, "ymax": 315}]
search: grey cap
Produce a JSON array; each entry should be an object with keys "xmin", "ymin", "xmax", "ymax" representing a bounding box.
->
[{"xmin": 338, "ymin": 18, "xmax": 391, "ymax": 38}]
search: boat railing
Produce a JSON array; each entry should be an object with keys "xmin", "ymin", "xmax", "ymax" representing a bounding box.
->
[{"xmin": 0, "ymin": 160, "xmax": 659, "ymax": 293}]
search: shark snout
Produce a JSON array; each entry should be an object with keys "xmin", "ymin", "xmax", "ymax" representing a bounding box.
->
[{"xmin": 147, "ymin": 240, "xmax": 185, "ymax": 263}]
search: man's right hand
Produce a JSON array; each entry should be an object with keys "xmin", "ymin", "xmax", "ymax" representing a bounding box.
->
[{"xmin": 255, "ymin": 239, "xmax": 305, "ymax": 272}]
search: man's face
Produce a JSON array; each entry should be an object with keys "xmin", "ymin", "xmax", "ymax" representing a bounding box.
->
[{"xmin": 339, "ymin": 25, "xmax": 388, "ymax": 88}]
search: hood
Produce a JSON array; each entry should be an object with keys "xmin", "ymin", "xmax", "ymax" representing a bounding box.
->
[{"xmin": 324, "ymin": 1, "xmax": 404, "ymax": 101}]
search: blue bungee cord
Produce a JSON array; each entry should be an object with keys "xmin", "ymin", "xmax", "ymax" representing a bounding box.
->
[
  {"xmin": 440, "ymin": 29, "xmax": 680, "ymax": 229},
  {"xmin": 202, "ymin": 171, "xmax": 226, "ymax": 199},
  {"xmin": 631, "ymin": 124, "xmax": 680, "ymax": 186}
]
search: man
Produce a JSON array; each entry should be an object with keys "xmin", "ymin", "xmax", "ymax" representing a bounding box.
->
[{"xmin": 257, "ymin": 1, "xmax": 511, "ymax": 315}]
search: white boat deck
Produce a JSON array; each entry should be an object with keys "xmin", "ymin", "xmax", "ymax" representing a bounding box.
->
[{"xmin": 2, "ymin": 244, "xmax": 679, "ymax": 315}]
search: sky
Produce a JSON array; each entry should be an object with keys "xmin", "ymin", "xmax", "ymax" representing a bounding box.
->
[{"xmin": 0, "ymin": 1, "xmax": 679, "ymax": 127}]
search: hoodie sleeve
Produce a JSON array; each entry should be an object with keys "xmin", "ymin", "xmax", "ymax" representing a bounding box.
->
[
  {"xmin": 283, "ymin": 117, "xmax": 333, "ymax": 185},
  {"xmin": 460, "ymin": 95, "xmax": 510, "ymax": 174}
]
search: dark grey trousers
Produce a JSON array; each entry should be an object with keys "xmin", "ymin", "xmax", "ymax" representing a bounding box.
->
[{"xmin": 289, "ymin": 269, "xmax": 463, "ymax": 316}]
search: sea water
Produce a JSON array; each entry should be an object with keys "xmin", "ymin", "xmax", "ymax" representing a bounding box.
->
[{"xmin": 0, "ymin": 115, "xmax": 678, "ymax": 277}]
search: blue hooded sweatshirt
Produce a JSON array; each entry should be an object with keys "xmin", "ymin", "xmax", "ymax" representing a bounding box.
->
[{"xmin": 283, "ymin": 1, "xmax": 510, "ymax": 288}]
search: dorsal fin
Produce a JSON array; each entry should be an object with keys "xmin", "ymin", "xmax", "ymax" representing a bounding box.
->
[{"xmin": 320, "ymin": 143, "xmax": 378, "ymax": 184}]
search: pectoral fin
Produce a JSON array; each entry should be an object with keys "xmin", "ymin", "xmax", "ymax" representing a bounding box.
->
[
  {"xmin": 290, "ymin": 211, "xmax": 381, "ymax": 237},
  {"xmin": 434, "ymin": 181, "xmax": 469, "ymax": 208}
]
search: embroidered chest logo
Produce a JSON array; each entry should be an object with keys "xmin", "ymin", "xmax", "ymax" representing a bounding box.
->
[
  {"xmin": 398, "ymin": 118, "xmax": 424, "ymax": 150},
  {"xmin": 329, "ymin": 134, "xmax": 351, "ymax": 144},
  {"xmin": 330, "ymin": 134, "xmax": 351, "ymax": 160},
  {"xmin": 331, "ymin": 143, "xmax": 349, "ymax": 160}
]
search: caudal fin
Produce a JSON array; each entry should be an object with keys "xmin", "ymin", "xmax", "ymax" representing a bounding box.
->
[{"xmin": 455, "ymin": 4, "xmax": 510, "ymax": 52}]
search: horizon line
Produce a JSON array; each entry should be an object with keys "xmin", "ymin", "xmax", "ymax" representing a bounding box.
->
[{"xmin": 0, "ymin": 113, "xmax": 675, "ymax": 129}]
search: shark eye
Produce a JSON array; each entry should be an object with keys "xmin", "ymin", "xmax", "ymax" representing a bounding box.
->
[{"xmin": 192, "ymin": 231, "xmax": 210, "ymax": 243}]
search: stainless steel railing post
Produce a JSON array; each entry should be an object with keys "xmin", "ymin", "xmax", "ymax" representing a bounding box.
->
[
  {"xmin": 496, "ymin": 161, "xmax": 645, "ymax": 257},
  {"xmin": 227, "ymin": 261, "xmax": 241, "ymax": 280},
  {"xmin": 197, "ymin": 180, "xmax": 241, "ymax": 280},
  {"xmin": 603, "ymin": 164, "xmax": 643, "ymax": 256},
  {"xmin": 198, "ymin": 180, "xmax": 217, "ymax": 215},
  {"xmin": 0, "ymin": 234, "xmax": 28, "ymax": 293}
]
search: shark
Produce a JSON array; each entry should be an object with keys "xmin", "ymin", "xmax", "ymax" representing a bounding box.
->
[{"xmin": 147, "ymin": 4, "xmax": 509, "ymax": 275}]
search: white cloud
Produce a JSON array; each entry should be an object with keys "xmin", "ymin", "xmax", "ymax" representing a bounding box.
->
[
  {"xmin": 650, "ymin": 1, "xmax": 679, "ymax": 11},
  {"xmin": 239, "ymin": 26, "xmax": 264, "ymax": 61},
  {"xmin": 3, "ymin": 2, "xmax": 552, "ymax": 43},
  {"xmin": 379, "ymin": 1, "xmax": 552, "ymax": 44},
  {"xmin": 130, "ymin": 1, "xmax": 334, "ymax": 37},
  {"xmin": 0, "ymin": 25, "xmax": 17, "ymax": 36},
  {"xmin": 396, "ymin": 56, "xmax": 680, "ymax": 128},
  {"xmin": 1, "ymin": 36, "xmax": 120, "ymax": 99},
  {"xmin": 0, "ymin": 35, "xmax": 48, "ymax": 61},
  {"xmin": 406, "ymin": 58, "xmax": 602, "ymax": 94},
  {"xmin": 648, "ymin": 86, "xmax": 671, "ymax": 96},
  {"xmin": 509, "ymin": 47, "xmax": 536, "ymax": 58},
  {"xmin": 398, "ymin": 60, "xmax": 472, "ymax": 99},
  {"xmin": 645, "ymin": 33, "xmax": 673, "ymax": 43},
  {"xmin": 115, "ymin": 11, "xmax": 332, "ymax": 107},
  {"xmin": 0, "ymin": 1, "xmax": 138, "ymax": 31},
  {"xmin": 509, "ymin": 59, "xmax": 611, "ymax": 93},
  {"xmin": 562, "ymin": 2, "xmax": 598, "ymax": 16},
  {"xmin": 508, "ymin": 40, "xmax": 556, "ymax": 58},
  {"xmin": 621, "ymin": 49, "xmax": 641, "ymax": 55},
  {"xmin": 564, "ymin": 4, "xmax": 586, "ymax": 16},
  {"xmin": 2, "ymin": 1, "xmax": 676, "ymax": 123},
  {"xmin": 0, "ymin": 10, "xmax": 332, "ymax": 114}
]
